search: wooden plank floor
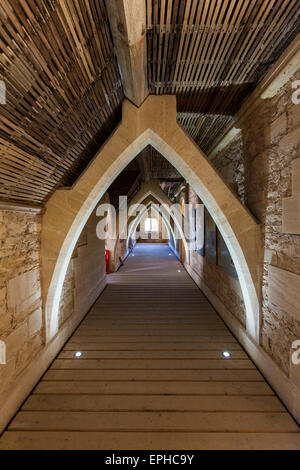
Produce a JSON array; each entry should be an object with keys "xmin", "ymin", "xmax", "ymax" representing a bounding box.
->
[{"xmin": 1, "ymin": 243, "xmax": 299, "ymax": 449}]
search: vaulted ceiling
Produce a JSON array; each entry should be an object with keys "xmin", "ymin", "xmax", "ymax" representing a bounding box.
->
[{"xmin": 0, "ymin": 0, "xmax": 299, "ymax": 205}]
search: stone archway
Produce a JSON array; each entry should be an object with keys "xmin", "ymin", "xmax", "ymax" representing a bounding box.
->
[
  {"xmin": 42, "ymin": 95, "xmax": 261, "ymax": 343},
  {"xmin": 110, "ymin": 180, "xmax": 190, "ymax": 270},
  {"xmin": 127, "ymin": 200, "xmax": 174, "ymax": 248},
  {"xmin": 126, "ymin": 199, "xmax": 180, "ymax": 257}
]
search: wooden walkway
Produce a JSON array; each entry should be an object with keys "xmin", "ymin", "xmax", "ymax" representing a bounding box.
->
[{"xmin": 1, "ymin": 244, "xmax": 299, "ymax": 449}]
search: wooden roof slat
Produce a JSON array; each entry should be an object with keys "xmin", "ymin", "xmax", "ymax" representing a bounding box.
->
[
  {"xmin": 0, "ymin": 0, "xmax": 123, "ymax": 204},
  {"xmin": 203, "ymin": 0, "xmax": 297, "ymax": 126},
  {"xmin": 146, "ymin": 0, "xmax": 300, "ymax": 151},
  {"xmin": 1, "ymin": 0, "xmax": 299, "ymax": 204}
]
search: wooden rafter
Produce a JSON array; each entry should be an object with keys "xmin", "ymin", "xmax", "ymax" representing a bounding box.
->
[
  {"xmin": 0, "ymin": 0, "xmax": 124, "ymax": 204},
  {"xmin": 105, "ymin": 0, "xmax": 148, "ymax": 107},
  {"xmin": 146, "ymin": 0, "xmax": 300, "ymax": 152},
  {"xmin": 0, "ymin": 1, "xmax": 299, "ymax": 204}
]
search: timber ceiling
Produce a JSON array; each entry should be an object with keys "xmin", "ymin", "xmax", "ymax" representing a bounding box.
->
[
  {"xmin": 146, "ymin": 0, "xmax": 300, "ymax": 152},
  {"xmin": 0, "ymin": 0, "xmax": 123, "ymax": 204},
  {"xmin": 138, "ymin": 144, "xmax": 183, "ymax": 180},
  {"xmin": 0, "ymin": 0, "xmax": 299, "ymax": 205}
]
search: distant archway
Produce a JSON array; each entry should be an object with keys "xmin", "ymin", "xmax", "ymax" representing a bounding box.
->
[
  {"xmin": 42, "ymin": 95, "xmax": 261, "ymax": 343},
  {"xmin": 126, "ymin": 201, "xmax": 179, "ymax": 256},
  {"xmin": 128, "ymin": 202, "xmax": 172, "ymax": 245},
  {"xmin": 111, "ymin": 180, "xmax": 189, "ymax": 269}
]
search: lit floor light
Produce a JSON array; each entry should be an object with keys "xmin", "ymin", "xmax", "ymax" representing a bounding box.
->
[
  {"xmin": 177, "ymin": 269, "xmax": 181, "ymax": 273},
  {"xmin": 74, "ymin": 351, "xmax": 83, "ymax": 358},
  {"xmin": 222, "ymin": 351, "xmax": 231, "ymax": 359}
]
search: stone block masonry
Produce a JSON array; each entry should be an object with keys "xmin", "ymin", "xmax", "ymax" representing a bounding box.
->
[
  {"xmin": 0, "ymin": 210, "xmax": 43, "ymax": 406},
  {"xmin": 187, "ymin": 185, "xmax": 246, "ymax": 328},
  {"xmin": 211, "ymin": 133, "xmax": 246, "ymax": 204},
  {"xmin": 0, "ymin": 204, "xmax": 106, "ymax": 432},
  {"xmin": 206, "ymin": 69, "xmax": 300, "ymax": 381},
  {"xmin": 59, "ymin": 206, "xmax": 106, "ymax": 330}
]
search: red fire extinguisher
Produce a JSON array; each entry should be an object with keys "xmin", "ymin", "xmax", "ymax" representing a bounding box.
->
[{"xmin": 105, "ymin": 249, "xmax": 109, "ymax": 274}]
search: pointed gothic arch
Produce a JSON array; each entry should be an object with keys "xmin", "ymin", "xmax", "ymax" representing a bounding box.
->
[
  {"xmin": 110, "ymin": 180, "xmax": 190, "ymax": 270},
  {"xmin": 42, "ymin": 95, "xmax": 261, "ymax": 343}
]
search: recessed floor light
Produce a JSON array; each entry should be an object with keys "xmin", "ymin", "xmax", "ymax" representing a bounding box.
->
[
  {"xmin": 177, "ymin": 270, "xmax": 181, "ymax": 273},
  {"xmin": 222, "ymin": 351, "xmax": 231, "ymax": 359},
  {"xmin": 74, "ymin": 351, "xmax": 83, "ymax": 358}
]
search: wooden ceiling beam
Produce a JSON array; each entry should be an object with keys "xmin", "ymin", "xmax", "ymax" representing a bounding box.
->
[{"xmin": 105, "ymin": 0, "xmax": 148, "ymax": 107}]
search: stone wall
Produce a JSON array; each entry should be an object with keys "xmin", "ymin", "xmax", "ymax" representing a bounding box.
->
[
  {"xmin": 59, "ymin": 208, "xmax": 106, "ymax": 328},
  {"xmin": 115, "ymin": 238, "xmax": 127, "ymax": 267},
  {"xmin": 211, "ymin": 133, "xmax": 245, "ymax": 203},
  {"xmin": 0, "ymin": 210, "xmax": 43, "ymax": 406},
  {"xmin": 0, "ymin": 204, "xmax": 106, "ymax": 432},
  {"xmin": 242, "ymin": 70, "xmax": 300, "ymax": 376},
  {"xmin": 192, "ymin": 70, "xmax": 300, "ymax": 384},
  {"xmin": 187, "ymin": 185, "xmax": 246, "ymax": 327}
]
